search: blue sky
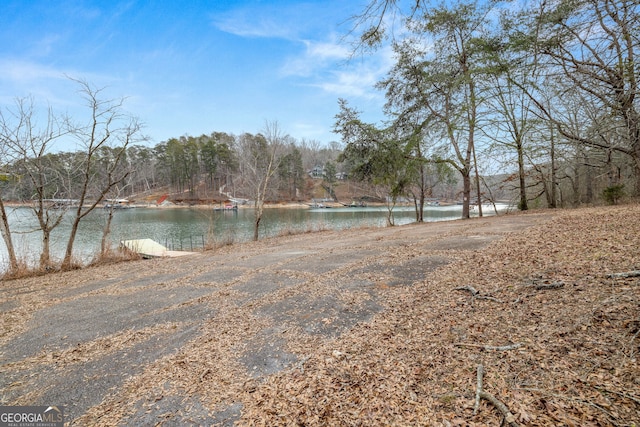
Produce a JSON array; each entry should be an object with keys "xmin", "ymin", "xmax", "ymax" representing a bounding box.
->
[{"xmin": 0, "ymin": 0, "xmax": 392, "ymax": 148}]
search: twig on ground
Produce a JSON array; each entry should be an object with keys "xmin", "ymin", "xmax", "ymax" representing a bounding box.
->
[
  {"xmin": 471, "ymin": 364, "xmax": 519, "ymax": 426},
  {"xmin": 532, "ymin": 282, "xmax": 564, "ymax": 290},
  {"xmin": 474, "ymin": 364, "xmax": 483, "ymax": 415},
  {"xmin": 454, "ymin": 285, "xmax": 503, "ymax": 303},
  {"xmin": 199, "ymin": 368, "xmax": 211, "ymax": 382},
  {"xmin": 455, "ymin": 342, "xmax": 524, "ymax": 351},
  {"xmin": 477, "ymin": 295, "xmax": 504, "ymax": 302},
  {"xmin": 606, "ymin": 270, "xmax": 640, "ymax": 279},
  {"xmin": 454, "ymin": 285, "xmax": 479, "ymax": 295},
  {"xmin": 479, "ymin": 391, "xmax": 520, "ymax": 427}
]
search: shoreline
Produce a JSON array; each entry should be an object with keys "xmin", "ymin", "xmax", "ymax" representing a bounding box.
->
[{"xmin": 2, "ymin": 200, "xmax": 474, "ymax": 212}]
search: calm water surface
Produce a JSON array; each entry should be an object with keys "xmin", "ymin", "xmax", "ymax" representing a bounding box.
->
[{"xmin": 0, "ymin": 204, "xmax": 508, "ymax": 272}]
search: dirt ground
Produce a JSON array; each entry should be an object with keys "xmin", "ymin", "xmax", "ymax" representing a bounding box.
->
[{"xmin": 1, "ymin": 205, "xmax": 639, "ymax": 426}]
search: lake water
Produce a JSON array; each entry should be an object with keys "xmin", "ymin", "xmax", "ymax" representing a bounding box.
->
[{"xmin": 0, "ymin": 203, "xmax": 509, "ymax": 273}]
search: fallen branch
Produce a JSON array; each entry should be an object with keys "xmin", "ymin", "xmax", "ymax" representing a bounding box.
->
[
  {"xmin": 479, "ymin": 391, "xmax": 520, "ymax": 427},
  {"xmin": 477, "ymin": 295, "xmax": 504, "ymax": 302},
  {"xmin": 454, "ymin": 285, "xmax": 503, "ymax": 303},
  {"xmin": 532, "ymin": 282, "xmax": 564, "ymax": 290},
  {"xmin": 474, "ymin": 364, "xmax": 483, "ymax": 415},
  {"xmin": 472, "ymin": 365, "xmax": 520, "ymax": 426},
  {"xmin": 455, "ymin": 342, "xmax": 523, "ymax": 351},
  {"xmin": 522, "ymin": 276, "xmax": 566, "ymax": 291},
  {"xmin": 606, "ymin": 270, "xmax": 640, "ymax": 279},
  {"xmin": 454, "ymin": 285, "xmax": 479, "ymax": 295}
]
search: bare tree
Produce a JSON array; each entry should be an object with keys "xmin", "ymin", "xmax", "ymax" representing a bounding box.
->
[
  {"xmin": 236, "ymin": 121, "xmax": 287, "ymax": 241},
  {"xmin": 525, "ymin": 0, "xmax": 640, "ymax": 195},
  {"xmin": 0, "ymin": 97, "xmax": 71, "ymax": 269},
  {"xmin": 0, "ymin": 141, "xmax": 19, "ymax": 273},
  {"xmin": 61, "ymin": 79, "xmax": 145, "ymax": 269}
]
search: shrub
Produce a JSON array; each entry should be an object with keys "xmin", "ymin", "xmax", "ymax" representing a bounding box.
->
[{"xmin": 602, "ymin": 184, "xmax": 625, "ymax": 205}]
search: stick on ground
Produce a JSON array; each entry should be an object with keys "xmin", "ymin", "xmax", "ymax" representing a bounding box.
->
[
  {"xmin": 479, "ymin": 391, "xmax": 520, "ymax": 427},
  {"xmin": 474, "ymin": 364, "xmax": 483, "ymax": 415},
  {"xmin": 606, "ymin": 270, "xmax": 640, "ymax": 279}
]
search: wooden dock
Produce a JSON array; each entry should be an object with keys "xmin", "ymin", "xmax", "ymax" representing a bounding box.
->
[{"xmin": 121, "ymin": 239, "xmax": 196, "ymax": 259}]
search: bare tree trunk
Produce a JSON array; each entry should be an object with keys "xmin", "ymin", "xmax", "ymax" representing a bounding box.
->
[
  {"xmin": 40, "ymin": 228, "xmax": 52, "ymax": 268},
  {"xmin": 253, "ymin": 203, "xmax": 262, "ymax": 241},
  {"xmin": 386, "ymin": 197, "xmax": 396, "ymax": 226},
  {"xmin": 549, "ymin": 126, "xmax": 557, "ymax": 208},
  {"xmin": 0, "ymin": 200, "xmax": 18, "ymax": 273},
  {"xmin": 34, "ymin": 201, "xmax": 65, "ymax": 270},
  {"xmin": 417, "ymin": 163, "xmax": 425, "ymax": 222},
  {"xmin": 462, "ymin": 170, "xmax": 471, "ymax": 219},
  {"xmin": 101, "ymin": 207, "xmax": 114, "ymax": 256},
  {"xmin": 472, "ymin": 143, "xmax": 482, "ymax": 217},
  {"xmin": 517, "ymin": 137, "xmax": 528, "ymax": 210},
  {"xmin": 61, "ymin": 79, "xmax": 141, "ymax": 269}
]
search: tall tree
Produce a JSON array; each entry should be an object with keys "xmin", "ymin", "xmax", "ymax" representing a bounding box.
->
[
  {"xmin": 335, "ymin": 100, "xmax": 411, "ymax": 225},
  {"xmin": 126, "ymin": 144, "xmax": 157, "ymax": 194},
  {"xmin": 480, "ymin": 9, "xmax": 543, "ymax": 211},
  {"xmin": 0, "ymin": 96, "xmax": 71, "ymax": 269},
  {"xmin": 278, "ymin": 146, "xmax": 305, "ymax": 200},
  {"xmin": 237, "ymin": 122, "xmax": 286, "ymax": 241},
  {"xmin": 379, "ymin": 1, "xmax": 489, "ymax": 218},
  {"xmin": 164, "ymin": 138, "xmax": 187, "ymax": 193},
  {"xmin": 527, "ymin": 0, "xmax": 640, "ymax": 194},
  {"xmin": 61, "ymin": 79, "xmax": 145, "ymax": 269},
  {"xmin": 0, "ymin": 156, "xmax": 18, "ymax": 273}
]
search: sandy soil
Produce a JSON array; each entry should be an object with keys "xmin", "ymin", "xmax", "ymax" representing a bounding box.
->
[{"xmin": 1, "ymin": 205, "xmax": 638, "ymax": 426}]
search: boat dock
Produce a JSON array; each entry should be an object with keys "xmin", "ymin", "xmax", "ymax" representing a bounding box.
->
[{"xmin": 120, "ymin": 239, "xmax": 196, "ymax": 258}]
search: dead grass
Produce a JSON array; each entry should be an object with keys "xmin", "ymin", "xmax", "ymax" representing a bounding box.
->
[
  {"xmin": 87, "ymin": 247, "xmax": 142, "ymax": 267},
  {"xmin": 1, "ymin": 249, "xmax": 140, "ymax": 281},
  {"xmin": 0, "ymin": 260, "xmax": 40, "ymax": 281}
]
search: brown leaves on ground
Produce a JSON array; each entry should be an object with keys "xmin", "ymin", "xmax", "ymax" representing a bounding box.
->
[{"xmin": 238, "ymin": 205, "xmax": 640, "ymax": 426}]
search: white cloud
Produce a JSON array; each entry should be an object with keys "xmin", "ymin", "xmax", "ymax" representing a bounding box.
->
[
  {"xmin": 0, "ymin": 59, "xmax": 64, "ymax": 82},
  {"xmin": 210, "ymin": 2, "xmax": 394, "ymax": 102},
  {"xmin": 0, "ymin": 58, "xmax": 121, "ymax": 110},
  {"xmin": 211, "ymin": 3, "xmax": 306, "ymax": 40},
  {"xmin": 281, "ymin": 39, "xmax": 350, "ymax": 77},
  {"xmin": 318, "ymin": 68, "xmax": 380, "ymax": 98},
  {"xmin": 283, "ymin": 37, "xmax": 394, "ymax": 102},
  {"xmin": 213, "ymin": 15, "xmax": 297, "ymax": 39},
  {"xmin": 306, "ymin": 40, "xmax": 351, "ymax": 60}
]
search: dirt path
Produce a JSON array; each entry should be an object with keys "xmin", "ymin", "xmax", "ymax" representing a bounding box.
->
[{"xmin": 2, "ymin": 208, "xmax": 638, "ymax": 426}]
